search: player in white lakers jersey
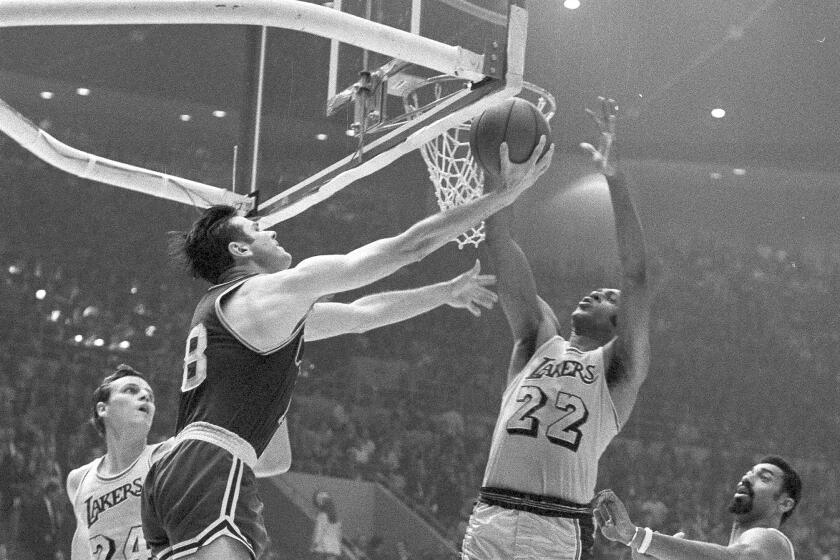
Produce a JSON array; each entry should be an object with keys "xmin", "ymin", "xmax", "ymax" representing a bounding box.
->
[
  {"xmin": 66, "ymin": 365, "xmax": 173, "ymax": 560},
  {"xmin": 595, "ymin": 456, "xmax": 800, "ymax": 560},
  {"xmin": 461, "ymin": 99, "xmax": 650, "ymax": 560}
]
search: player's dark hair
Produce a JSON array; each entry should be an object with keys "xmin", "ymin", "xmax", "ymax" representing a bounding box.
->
[
  {"xmin": 169, "ymin": 205, "xmax": 251, "ymax": 284},
  {"xmin": 759, "ymin": 455, "xmax": 802, "ymax": 524},
  {"xmin": 91, "ymin": 364, "xmax": 147, "ymax": 437}
]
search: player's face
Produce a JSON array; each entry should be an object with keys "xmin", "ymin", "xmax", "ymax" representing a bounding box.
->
[
  {"xmin": 573, "ymin": 288, "xmax": 620, "ymax": 330},
  {"xmin": 100, "ymin": 376, "xmax": 155, "ymax": 434},
  {"xmin": 232, "ymin": 216, "xmax": 292, "ymax": 272},
  {"xmin": 728, "ymin": 463, "xmax": 788, "ymax": 521}
]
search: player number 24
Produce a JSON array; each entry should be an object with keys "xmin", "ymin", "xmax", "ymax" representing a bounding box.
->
[{"xmin": 505, "ymin": 386, "xmax": 589, "ymax": 451}]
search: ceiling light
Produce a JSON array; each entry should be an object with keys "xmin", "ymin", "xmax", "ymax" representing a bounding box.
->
[
  {"xmin": 76, "ymin": 87, "xmax": 90, "ymax": 96},
  {"xmin": 733, "ymin": 168, "xmax": 746, "ymax": 176},
  {"xmin": 179, "ymin": 114, "xmax": 192, "ymax": 122},
  {"xmin": 35, "ymin": 289, "xmax": 46, "ymax": 300},
  {"xmin": 39, "ymin": 91, "xmax": 54, "ymax": 100},
  {"xmin": 345, "ymin": 129, "xmax": 356, "ymax": 137},
  {"xmin": 212, "ymin": 110, "xmax": 227, "ymax": 118},
  {"xmin": 563, "ymin": 0, "xmax": 581, "ymax": 9},
  {"xmin": 315, "ymin": 133, "xmax": 328, "ymax": 141},
  {"xmin": 710, "ymin": 108, "xmax": 726, "ymax": 119},
  {"xmin": 709, "ymin": 172, "xmax": 722, "ymax": 180}
]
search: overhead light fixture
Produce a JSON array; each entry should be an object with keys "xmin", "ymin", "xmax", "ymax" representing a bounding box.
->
[
  {"xmin": 315, "ymin": 133, "xmax": 328, "ymax": 141},
  {"xmin": 35, "ymin": 289, "xmax": 46, "ymax": 300},
  {"xmin": 39, "ymin": 91, "xmax": 54, "ymax": 100},
  {"xmin": 710, "ymin": 108, "xmax": 726, "ymax": 119},
  {"xmin": 709, "ymin": 172, "xmax": 722, "ymax": 180},
  {"xmin": 345, "ymin": 129, "xmax": 356, "ymax": 137},
  {"xmin": 733, "ymin": 168, "xmax": 746, "ymax": 176},
  {"xmin": 179, "ymin": 114, "xmax": 192, "ymax": 122},
  {"xmin": 76, "ymin": 87, "xmax": 91, "ymax": 96},
  {"xmin": 563, "ymin": 0, "xmax": 581, "ymax": 8},
  {"xmin": 212, "ymin": 110, "xmax": 227, "ymax": 118}
]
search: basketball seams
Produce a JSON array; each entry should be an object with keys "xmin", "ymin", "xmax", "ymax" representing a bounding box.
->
[{"xmin": 469, "ymin": 98, "xmax": 551, "ymax": 178}]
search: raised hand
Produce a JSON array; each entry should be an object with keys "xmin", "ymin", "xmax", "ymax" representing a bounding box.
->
[
  {"xmin": 500, "ymin": 135, "xmax": 554, "ymax": 196},
  {"xmin": 593, "ymin": 489, "xmax": 637, "ymax": 545},
  {"xmin": 445, "ymin": 259, "xmax": 498, "ymax": 316},
  {"xmin": 580, "ymin": 96, "xmax": 618, "ymax": 177}
]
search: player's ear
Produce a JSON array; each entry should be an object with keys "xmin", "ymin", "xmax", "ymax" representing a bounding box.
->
[
  {"xmin": 96, "ymin": 401, "xmax": 107, "ymax": 419},
  {"xmin": 228, "ymin": 241, "xmax": 251, "ymax": 258},
  {"xmin": 778, "ymin": 495, "xmax": 795, "ymax": 515}
]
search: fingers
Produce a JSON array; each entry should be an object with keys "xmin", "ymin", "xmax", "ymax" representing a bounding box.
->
[
  {"xmin": 472, "ymin": 287, "xmax": 498, "ymax": 308},
  {"xmin": 579, "ymin": 142, "xmax": 600, "ymax": 159},
  {"xmin": 593, "ymin": 508, "xmax": 608, "ymax": 529},
  {"xmin": 536, "ymin": 144, "xmax": 554, "ymax": 173},
  {"xmin": 528, "ymin": 135, "xmax": 548, "ymax": 165},
  {"xmin": 469, "ymin": 259, "xmax": 481, "ymax": 275},
  {"xmin": 466, "ymin": 302, "xmax": 481, "ymax": 316},
  {"xmin": 474, "ymin": 274, "xmax": 497, "ymax": 286}
]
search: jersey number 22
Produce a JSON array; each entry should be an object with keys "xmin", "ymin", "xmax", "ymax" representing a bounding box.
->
[{"xmin": 505, "ymin": 385, "xmax": 589, "ymax": 451}]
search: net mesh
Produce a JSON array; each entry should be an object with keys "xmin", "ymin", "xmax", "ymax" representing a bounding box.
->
[
  {"xmin": 404, "ymin": 78, "xmax": 555, "ymax": 248},
  {"xmin": 418, "ymin": 123, "xmax": 486, "ymax": 248}
]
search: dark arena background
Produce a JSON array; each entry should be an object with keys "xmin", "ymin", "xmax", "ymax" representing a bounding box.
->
[{"xmin": 1, "ymin": 1, "xmax": 839, "ymax": 559}]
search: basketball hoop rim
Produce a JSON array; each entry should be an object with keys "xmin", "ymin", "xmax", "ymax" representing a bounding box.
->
[{"xmin": 402, "ymin": 76, "xmax": 557, "ymax": 124}]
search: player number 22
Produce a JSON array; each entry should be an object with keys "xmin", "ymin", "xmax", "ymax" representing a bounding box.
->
[{"xmin": 505, "ymin": 386, "xmax": 589, "ymax": 451}]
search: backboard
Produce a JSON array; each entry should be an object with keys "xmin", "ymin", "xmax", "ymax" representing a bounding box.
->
[{"xmin": 326, "ymin": 0, "xmax": 514, "ymax": 132}]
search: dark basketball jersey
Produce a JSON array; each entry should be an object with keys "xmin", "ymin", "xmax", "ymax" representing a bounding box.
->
[{"xmin": 176, "ymin": 274, "xmax": 305, "ymax": 456}]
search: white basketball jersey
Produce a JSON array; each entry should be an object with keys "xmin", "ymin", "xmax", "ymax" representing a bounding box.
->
[
  {"xmin": 482, "ymin": 336, "xmax": 621, "ymax": 504},
  {"xmin": 71, "ymin": 444, "xmax": 162, "ymax": 560}
]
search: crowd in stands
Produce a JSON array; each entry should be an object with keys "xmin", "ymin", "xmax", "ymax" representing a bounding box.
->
[{"xmin": 1, "ymin": 136, "xmax": 839, "ymax": 560}]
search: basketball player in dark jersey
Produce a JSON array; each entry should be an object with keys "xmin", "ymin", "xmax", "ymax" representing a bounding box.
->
[
  {"xmin": 595, "ymin": 456, "xmax": 800, "ymax": 560},
  {"xmin": 461, "ymin": 99, "xmax": 651, "ymax": 560},
  {"xmin": 141, "ymin": 138, "xmax": 553, "ymax": 560},
  {"xmin": 67, "ymin": 365, "xmax": 173, "ymax": 560}
]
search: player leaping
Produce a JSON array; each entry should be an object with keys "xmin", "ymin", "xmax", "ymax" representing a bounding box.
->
[
  {"xmin": 461, "ymin": 98, "xmax": 650, "ymax": 560},
  {"xmin": 141, "ymin": 138, "xmax": 553, "ymax": 560}
]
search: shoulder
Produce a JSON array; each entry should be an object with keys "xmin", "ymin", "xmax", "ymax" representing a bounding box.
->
[
  {"xmin": 66, "ymin": 460, "xmax": 97, "ymax": 501},
  {"xmin": 734, "ymin": 527, "xmax": 794, "ymax": 560},
  {"xmin": 149, "ymin": 438, "xmax": 176, "ymax": 464}
]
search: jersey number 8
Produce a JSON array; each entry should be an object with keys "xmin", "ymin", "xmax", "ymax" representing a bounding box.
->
[{"xmin": 182, "ymin": 323, "xmax": 208, "ymax": 392}]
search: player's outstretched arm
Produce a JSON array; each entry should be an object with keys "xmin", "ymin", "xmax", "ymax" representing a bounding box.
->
[
  {"xmin": 304, "ymin": 260, "xmax": 497, "ymax": 341},
  {"xmin": 271, "ymin": 139, "xmax": 553, "ymax": 301},
  {"xmin": 595, "ymin": 491, "xmax": 789, "ymax": 560},
  {"xmin": 485, "ymin": 203, "xmax": 559, "ymax": 384},
  {"xmin": 582, "ymin": 98, "xmax": 650, "ymax": 426}
]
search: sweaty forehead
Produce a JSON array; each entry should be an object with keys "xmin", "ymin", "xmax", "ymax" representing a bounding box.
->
[
  {"xmin": 753, "ymin": 463, "xmax": 784, "ymax": 478},
  {"xmin": 601, "ymin": 288, "xmax": 621, "ymax": 301},
  {"xmin": 112, "ymin": 376, "xmax": 152, "ymax": 393}
]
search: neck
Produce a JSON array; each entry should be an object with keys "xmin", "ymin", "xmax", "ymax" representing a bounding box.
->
[
  {"xmin": 568, "ymin": 329, "xmax": 610, "ymax": 351},
  {"xmin": 100, "ymin": 432, "xmax": 148, "ymax": 475},
  {"xmin": 730, "ymin": 517, "xmax": 778, "ymax": 543},
  {"xmin": 217, "ymin": 264, "xmax": 259, "ymax": 284}
]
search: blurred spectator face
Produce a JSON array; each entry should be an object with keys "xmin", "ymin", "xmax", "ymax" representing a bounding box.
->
[
  {"xmin": 728, "ymin": 463, "xmax": 793, "ymax": 522},
  {"xmin": 96, "ymin": 376, "xmax": 155, "ymax": 436}
]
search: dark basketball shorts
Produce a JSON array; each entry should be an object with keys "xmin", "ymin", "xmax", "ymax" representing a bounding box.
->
[{"xmin": 141, "ymin": 428, "xmax": 266, "ymax": 560}]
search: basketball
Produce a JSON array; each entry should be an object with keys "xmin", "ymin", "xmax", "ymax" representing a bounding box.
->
[{"xmin": 469, "ymin": 97, "xmax": 552, "ymax": 178}]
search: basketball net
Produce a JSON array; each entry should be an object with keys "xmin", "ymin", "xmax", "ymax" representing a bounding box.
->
[{"xmin": 403, "ymin": 77, "xmax": 556, "ymax": 248}]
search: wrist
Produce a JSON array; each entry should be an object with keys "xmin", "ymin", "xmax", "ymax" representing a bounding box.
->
[
  {"xmin": 630, "ymin": 527, "xmax": 654, "ymax": 554},
  {"xmin": 625, "ymin": 527, "xmax": 642, "ymax": 547}
]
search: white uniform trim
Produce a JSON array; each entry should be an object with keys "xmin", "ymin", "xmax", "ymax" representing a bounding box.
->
[{"xmin": 175, "ymin": 422, "xmax": 258, "ymax": 469}]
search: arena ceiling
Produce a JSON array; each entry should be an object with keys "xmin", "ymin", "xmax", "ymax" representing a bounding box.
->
[{"xmin": 0, "ymin": 0, "xmax": 837, "ymax": 178}]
